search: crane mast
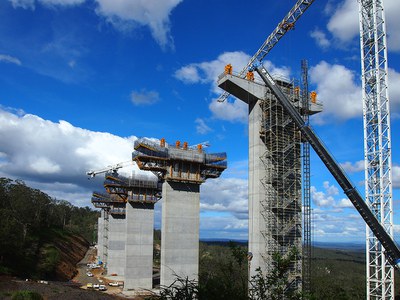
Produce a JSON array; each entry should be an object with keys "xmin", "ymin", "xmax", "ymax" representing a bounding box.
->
[{"xmin": 359, "ymin": 0, "xmax": 394, "ymax": 299}]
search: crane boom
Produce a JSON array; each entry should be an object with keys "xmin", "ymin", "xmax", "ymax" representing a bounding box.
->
[
  {"xmin": 86, "ymin": 160, "xmax": 133, "ymax": 178},
  {"xmin": 218, "ymin": 0, "xmax": 315, "ymax": 102},
  {"xmin": 254, "ymin": 64, "xmax": 400, "ymax": 268}
]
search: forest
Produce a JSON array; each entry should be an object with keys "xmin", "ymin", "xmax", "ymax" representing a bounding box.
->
[{"xmin": 0, "ymin": 177, "xmax": 99, "ymax": 279}]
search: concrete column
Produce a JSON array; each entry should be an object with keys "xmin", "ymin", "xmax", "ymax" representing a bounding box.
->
[
  {"xmin": 160, "ymin": 181, "xmax": 200, "ymax": 287},
  {"xmin": 107, "ymin": 214, "xmax": 126, "ymax": 276},
  {"xmin": 97, "ymin": 210, "xmax": 104, "ymax": 264},
  {"xmin": 124, "ymin": 202, "xmax": 154, "ymax": 290},
  {"xmin": 248, "ymin": 99, "xmax": 268, "ymax": 278}
]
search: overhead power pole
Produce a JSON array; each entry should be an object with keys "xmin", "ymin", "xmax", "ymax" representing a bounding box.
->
[{"xmin": 358, "ymin": 0, "xmax": 394, "ymax": 299}]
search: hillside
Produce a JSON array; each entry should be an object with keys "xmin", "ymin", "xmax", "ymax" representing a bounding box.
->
[{"xmin": 0, "ymin": 177, "xmax": 98, "ymax": 280}]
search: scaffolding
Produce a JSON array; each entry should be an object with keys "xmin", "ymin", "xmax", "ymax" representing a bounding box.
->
[
  {"xmin": 301, "ymin": 59, "xmax": 312, "ymax": 294},
  {"xmin": 103, "ymin": 209, "xmax": 109, "ymax": 269},
  {"xmin": 259, "ymin": 78, "xmax": 303, "ymax": 292}
]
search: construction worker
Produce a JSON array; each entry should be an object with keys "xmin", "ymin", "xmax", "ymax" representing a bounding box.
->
[
  {"xmin": 225, "ymin": 63, "xmax": 232, "ymax": 75},
  {"xmin": 246, "ymin": 71, "xmax": 254, "ymax": 81}
]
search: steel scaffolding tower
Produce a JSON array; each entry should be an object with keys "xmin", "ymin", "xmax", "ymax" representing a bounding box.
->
[
  {"xmin": 259, "ymin": 79, "xmax": 303, "ymax": 292},
  {"xmin": 301, "ymin": 59, "xmax": 312, "ymax": 294},
  {"xmin": 359, "ymin": 0, "xmax": 394, "ymax": 299}
]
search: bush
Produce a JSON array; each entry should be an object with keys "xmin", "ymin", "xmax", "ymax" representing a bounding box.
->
[{"xmin": 11, "ymin": 290, "xmax": 43, "ymax": 300}]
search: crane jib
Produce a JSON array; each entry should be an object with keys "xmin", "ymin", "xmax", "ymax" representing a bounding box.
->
[{"xmin": 255, "ymin": 65, "xmax": 400, "ymax": 268}]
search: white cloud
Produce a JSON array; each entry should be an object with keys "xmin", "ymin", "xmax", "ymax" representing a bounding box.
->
[
  {"xmin": 340, "ymin": 160, "xmax": 364, "ymax": 173},
  {"xmin": 309, "ymin": 62, "xmax": 400, "ymax": 123},
  {"xmin": 388, "ymin": 68, "xmax": 400, "ymax": 113},
  {"xmin": 8, "ymin": 0, "xmax": 181, "ymax": 50},
  {"xmin": 174, "ymin": 65, "xmax": 202, "ymax": 84},
  {"xmin": 175, "ymin": 51, "xmax": 291, "ymax": 124},
  {"xmin": 311, "ymin": 186, "xmax": 335, "ymax": 207},
  {"xmin": 326, "ymin": 0, "xmax": 400, "ymax": 53},
  {"xmin": 94, "ymin": 0, "xmax": 183, "ymax": 50},
  {"xmin": 130, "ymin": 89, "xmax": 160, "ymax": 106},
  {"xmin": 0, "ymin": 108, "xmax": 138, "ymax": 206},
  {"xmin": 393, "ymin": 165, "xmax": 400, "ymax": 189},
  {"xmin": 209, "ymin": 99, "xmax": 248, "ymax": 124},
  {"xmin": 175, "ymin": 51, "xmax": 251, "ymax": 91},
  {"xmin": 310, "ymin": 61, "xmax": 362, "ymax": 123},
  {"xmin": 195, "ymin": 118, "xmax": 212, "ymax": 135},
  {"xmin": 323, "ymin": 181, "xmax": 339, "ymax": 196},
  {"xmin": 0, "ymin": 54, "xmax": 22, "ymax": 65},
  {"xmin": 8, "ymin": 0, "xmax": 35, "ymax": 9},
  {"xmin": 326, "ymin": 0, "xmax": 358, "ymax": 44},
  {"xmin": 337, "ymin": 198, "xmax": 353, "ymax": 208},
  {"xmin": 310, "ymin": 28, "xmax": 331, "ymax": 50},
  {"xmin": 9, "ymin": 0, "xmax": 84, "ymax": 9},
  {"xmin": 201, "ymin": 177, "xmax": 248, "ymax": 220},
  {"xmin": 40, "ymin": 0, "xmax": 85, "ymax": 5}
]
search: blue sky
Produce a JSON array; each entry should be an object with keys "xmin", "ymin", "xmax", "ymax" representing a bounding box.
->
[{"xmin": 0, "ymin": 0, "xmax": 399, "ymax": 243}]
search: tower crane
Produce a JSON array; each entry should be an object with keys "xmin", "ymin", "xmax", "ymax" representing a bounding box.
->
[
  {"xmin": 359, "ymin": 0, "xmax": 394, "ymax": 299},
  {"xmin": 86, "ymin": 160, "xmax": 134, "ymax": 178}
]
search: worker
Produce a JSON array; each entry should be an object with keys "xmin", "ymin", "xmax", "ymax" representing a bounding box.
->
[
  {"xmin": 310, "ymin": 91, "xmax": 317, "ymax": 103},
  {"xmin": 246, "ymin": 71, "xmax": 254, "ymax": 81},
  {"xmin": 225, "ymin": 63, "xmax": 232, "ymax": 75}
]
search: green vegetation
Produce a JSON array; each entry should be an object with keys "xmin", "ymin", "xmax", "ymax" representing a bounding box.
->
[
  {"xmin": 149, "ymin": 243, "xmax": 308, "ymax": 300},
  {"xmin": 11, "ymin": 290, "xmax": 43, "ymax": 300},
  {"xmin": 0, "ymin": 177, "xmax": 99, "ymax": 279},
  {"xmin": 149, "ymin": 242, "xmax": 400, "ymax": 300}
]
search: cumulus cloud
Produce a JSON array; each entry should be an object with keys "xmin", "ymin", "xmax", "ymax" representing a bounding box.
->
[
  {"xmin": 175, "ymin": 51, "xmax": 291, "ymax": 124},
  {"xmin": 337, "ymin": 198, "xmax": 353, "ymax": 208},
  {"xmin": 309, "ymin": 62, "xmax": 400, "ymax": 123},
  {"xmin": 341, "ymin": 160, "xmax": 364, "ymax": 173},
  {"xmin": 0, "ymin": 107, "xmax": 138, "ymax": 206},
  {"xmin": 311, "ymin": 181, "xmax": 354, "ymax": 209},
  {"xmin": 130, "ymin": 89, "xmax": 160, "ymax": 106},
  {"xmin": 195, "ymin": 118, "xmax": 212, "ymax": 135},
  {"xmin": 0, "ymin": 54, "xmax": 22, "ymax": 65},
  {"xmin": 388, "ymin": 68, "xmax": 400, "ymax": 113},
  {"xmin": 393, "ymin": 165, "xmax": 400, "ymax": 189},
  {"xmin": 310, "ymin": 28, "xmax": 331, "ymax": 50},
  {"xmin": 8, "ymin": 0, "xmax": 35, "ymax": 9},
  {"xmin": 326, "ymin": 0, "xmax": 358, "ymax": 44},
  {"xmin": 326, "ymin": 0, "xmax": 400, "ymax": 52},
  {"xmin": 8, "ymin": 0, "xmax": 182, "ymax": 50},
  {"xmin": 310, "ymin": 61, "xmax": 362, "ymax": 123},
  {"xmin": 94, "ymin": 0, "xmax": 182, "ymax": 50},
  {"xmin": 9, "ymin": 0, "xmax": 84, "ymax": 9},
  {"xmin": 201, "ymin": 177, "xmax": 248, "ymax": 220}
]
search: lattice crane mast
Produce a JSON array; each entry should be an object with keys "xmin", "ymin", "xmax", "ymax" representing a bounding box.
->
[
  {"xmin": 86, "ymin": 160, "xmax": 134, "ymax": 178},
  {"xmin": 359, "ymin": 0, "xmax": 394, "ymax": 299},
  {"xmin": 217, "ymin": 0, "xmax": 315, "ymax": 103}
]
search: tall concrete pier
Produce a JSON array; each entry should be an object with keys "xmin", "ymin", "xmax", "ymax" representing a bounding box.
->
[
  {"xmin": 91, "ymin": 171, "xmax": 161, "ymax": 290},
  {"xmin": 133, "ymin": 138, "xmax": 227, "ymax": 287},
  {"xmin": 122, "ymin": 173, "xmax": 161, "ymax": 290},
  {"xmin": 218, "ymin": 71, "xmax": 322, "ymax": 290}
]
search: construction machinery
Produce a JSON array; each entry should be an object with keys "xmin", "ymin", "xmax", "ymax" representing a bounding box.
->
[{"xmin": 86, "ymin": 160, "xmax": 134, "ymax": 178}]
